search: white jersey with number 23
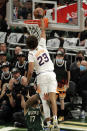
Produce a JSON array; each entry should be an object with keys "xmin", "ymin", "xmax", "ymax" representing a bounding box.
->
[{"xmin": 28, "ymin": 38, "xmax": 54, "ymax": 75}]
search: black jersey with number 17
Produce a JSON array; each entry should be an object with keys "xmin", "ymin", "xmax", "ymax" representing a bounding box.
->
[{"xmin": 25, "ymin": 106, "xmax": 43, "ymax": 130}]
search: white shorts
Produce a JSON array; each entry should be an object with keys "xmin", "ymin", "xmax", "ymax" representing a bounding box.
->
[{"xmin": 37, "ymin": 72, "xmax": 57, "ymax": 95}]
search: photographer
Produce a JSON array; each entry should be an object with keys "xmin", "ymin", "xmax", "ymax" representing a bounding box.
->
[
  {"xmin": 0, "ymin": 62, "xmax": 14, "ymax": 123},
  {"xmin": 0, "ymin": 83, "xmax": 14, "ymax": 123},
  {"xmin": 8, "ymin": 68, "xmax": 29, "ymax": 127}
]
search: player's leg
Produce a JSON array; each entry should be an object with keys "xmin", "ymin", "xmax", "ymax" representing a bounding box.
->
[
  {"xmin": 48, "ymin": 72, "xmax": 58, "ymax": 127},
  {"xmin": 37, "ymin": 72, "xmax": 58, "ymax": 128},
  {"xmin": 40, "ymin": 96, "xmax": 52, "ymax": 126},
  {"xmin": 39, "ymin": 84, "xmax": 52, "ymax": 128},
  {"xmin": 49, "ymin": 90, "xmax": 58, "ymax": 127}
]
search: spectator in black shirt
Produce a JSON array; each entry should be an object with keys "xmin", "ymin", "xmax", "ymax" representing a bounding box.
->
[
  {"xmin": 54, "ymin": 49, "xmax": 70, "ymax": 122},
  {"xmin": 15, "ymin": 52, "xmax": 28, "ymax": 76},
  {"xmin": 11, "ymin": 46, "xmax": 22, "ymax": 67}
]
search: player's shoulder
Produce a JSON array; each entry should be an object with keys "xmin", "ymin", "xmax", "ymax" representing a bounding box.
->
[{"xmin": 29, "ymin": 50, "xmax": 36, "ymax": 56}]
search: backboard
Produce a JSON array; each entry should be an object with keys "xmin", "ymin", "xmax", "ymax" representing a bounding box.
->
[{"xmin": 7, "ymin": 0, "xmax": 85, "ymax": 32}]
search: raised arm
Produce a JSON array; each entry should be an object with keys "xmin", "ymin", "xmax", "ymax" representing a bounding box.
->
[
  {"xmin": 38, "ymin": 18, "xmax": 47, "ymax": 48},
  {"xmin": 40, "ymin": 18, "xmax": 46, "ymax": 40},
  {"xmin": 34, "ymin": 8, "xmax": 46, "ymax": 39},
  {"xmin": 24, "ymin": 94, "xmax": 40, "ymax": 115}
]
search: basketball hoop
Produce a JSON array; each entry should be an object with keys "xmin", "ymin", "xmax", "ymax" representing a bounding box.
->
[
  {"xmin": 24, "ymin": 20, "xmax": 41, "ymax": 41},
  {"xmin": 24, "ymin": 18, "xmax": 48, "ymax": 41}
]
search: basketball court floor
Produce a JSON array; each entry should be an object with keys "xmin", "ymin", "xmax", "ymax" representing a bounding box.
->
[{"xmin": 0, "ymin": 117, "xmax": 87, "ymax": 131}]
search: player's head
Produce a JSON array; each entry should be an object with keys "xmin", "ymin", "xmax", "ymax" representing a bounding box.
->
[
  {"xmin": 29, "ymin": 94, "xmax": 40, "ymax": 107},
  {"xmin": 26, "ymin": 35, "xmax": 38, "ymax": 50}
]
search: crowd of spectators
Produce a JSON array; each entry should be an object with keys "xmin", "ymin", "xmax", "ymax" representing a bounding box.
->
[
  {"xmin": 0, "ymin": 42, "xmax": 87, "ymax": 127},
  {"xmin": 0, "ymin": 44, "xmax": 36, "ymax": 127}
]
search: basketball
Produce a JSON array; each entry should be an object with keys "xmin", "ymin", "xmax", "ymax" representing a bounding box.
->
[{"xmin": 34, "ymin": 8, "xmax": 45, "ymax": 19}]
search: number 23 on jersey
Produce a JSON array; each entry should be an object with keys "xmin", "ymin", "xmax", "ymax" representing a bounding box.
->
[{"xmin": 37, "ymin": 53, "xmax": 49, "ymax": 66}]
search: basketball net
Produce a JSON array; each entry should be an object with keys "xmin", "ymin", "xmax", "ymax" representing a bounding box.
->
[{"xmin": 24, "ymin": 20, "xmax": 41, "ymax": 41}]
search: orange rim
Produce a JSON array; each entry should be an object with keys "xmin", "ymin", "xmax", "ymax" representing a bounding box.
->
[
  {"xmin": 24, "ymin": 20, "xmax": 40, "ymax": 24},
  {"xmin": 24, "ymin": 18, "xmax": 48, "ymax": 28}
]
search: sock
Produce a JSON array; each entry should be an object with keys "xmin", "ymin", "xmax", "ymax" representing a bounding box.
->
[
  {"xmin": 53, "ymin": 115, "xmax": 57, "ymax": 121},
  {"xmin": 47, "ymin": 121, "xmax": 51, "ymax": 126},
  {"xmin": 53, "ymin": 115, "xmax": 58, "ymax": 126}
]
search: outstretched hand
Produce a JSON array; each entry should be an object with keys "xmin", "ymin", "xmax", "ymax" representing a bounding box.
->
[{"xmin": 39, "ymin": 18, "xmax": 45, "ymax": 31}]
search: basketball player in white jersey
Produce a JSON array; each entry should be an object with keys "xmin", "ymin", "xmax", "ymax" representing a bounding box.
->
[{"xmin": 26, "ymin": 18, "xmax": 58, "ymax": 128}]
